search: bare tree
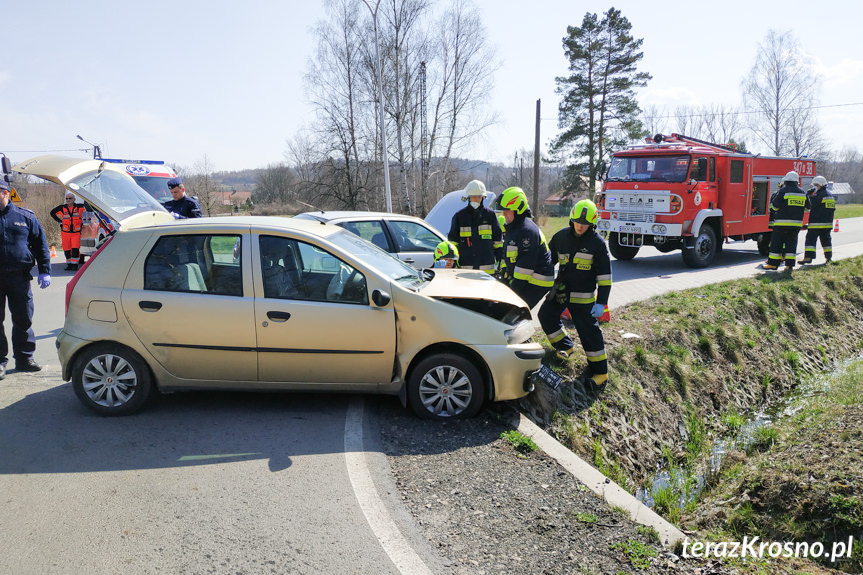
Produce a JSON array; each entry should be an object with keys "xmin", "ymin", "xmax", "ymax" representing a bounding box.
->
[
  {"xmin": 253, "ymin": 163, "xmax": 297, "ymax": 205},
  {"xmin": 185, "ymin": 155, "xmax": 222, "ymax": 216},
  {"xmin": 742, "ymin": 29, "xmax": 819, "ymax": 156}
]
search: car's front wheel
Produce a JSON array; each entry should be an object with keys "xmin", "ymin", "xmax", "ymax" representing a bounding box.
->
[
  {"xmin": 72, "ymin": 344, "xmax": 153, "ymax": 416},
  {"xmin": 407, "ymin": 353, "xmax": 485, "ymax": 420}
]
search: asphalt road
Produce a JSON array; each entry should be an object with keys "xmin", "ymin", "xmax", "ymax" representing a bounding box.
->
[{"xmin": 2, "ymin": 219, "xmax": 861, "ymax": 574}]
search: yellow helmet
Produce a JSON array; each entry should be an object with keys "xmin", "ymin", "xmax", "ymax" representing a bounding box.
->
[
  {"xmin": 570, "ymin": 199, "xmax": 599, "ymax": 226},
  {"xmin": 434, "ymin": 241, "xmax": 459, "ymax": 262},
  {"xmin": 499, "ymin": 187, "xmax": 529, "ymax": 214}
]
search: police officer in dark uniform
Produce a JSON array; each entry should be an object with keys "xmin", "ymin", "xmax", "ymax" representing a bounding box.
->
[
  {"xmin": 760, "ymin": 171, "xmax": 809, "ymax": 272},
  {"xmin": 497, "ymin": 187, "xmax": 554, "ymax": 308},
  {"xmin": 164, "ymin": 177, "xmax": 203, "ymax": 219},
  {"xmin": 447, "ymin": 180, "xmax": 503, "ymax": 272},
  {"xmin": 0, "ymin": 178, "xmax": 52, "ymax": 379},
  {"xmin": 801, "ymin": 175, "xmax": 835, "ymax": 264},
  {"xmin": 538, "ymin": 199, "xmax": 611, "ymax": 395}
]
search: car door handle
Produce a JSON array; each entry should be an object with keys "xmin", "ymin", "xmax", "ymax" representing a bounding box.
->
[
  {"xmin": 267, "ymin": 311, "xmax": 291, "ymax": 322},
  {"xmin": 138, "ymin": 301, "xmax": 163, "ymax": 312},
  {"xmin": 403, "ymin": 258, "xmax": 415, "ymax": 263}
]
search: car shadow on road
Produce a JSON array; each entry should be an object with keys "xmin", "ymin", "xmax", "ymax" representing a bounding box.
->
[{"xmin": 0, "ymin": 386, "xmax": 382, "ymax": 475}]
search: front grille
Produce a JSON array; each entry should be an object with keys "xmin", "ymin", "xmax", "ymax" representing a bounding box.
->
[{"xmin": 616, "ymin": 212, "xmax": 655, "ymax": 223}]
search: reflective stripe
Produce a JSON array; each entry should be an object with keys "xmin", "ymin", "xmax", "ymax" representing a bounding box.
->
[
  {"xmin": 514, "ymin": 266, "xmax": 534, "ymax": 276},
  {"xmin": 808, "ymin": 223, "xmax": 832, "ymax": 229},
  {"xmin": 768, "ymin": 252, "xmax": 782, "ymax": 258},
  {"xmin": 529, "ymin": 274, "xmax": 555, "ymax": 287},
  {"xmin": 459, "ymin": 226, "xmax": 472, "ymax": 237},
  {"xmin": 597, "ymin": 280, "xmax": 612, "ymax": 287},
  {"xmin": 570, "ymin": 291, "xmax": 596, "ymax": 304},
  {"xmin": 478, "ymin": 264, "xmax": 495, "ymax": 271},
  {"xmin": 558, "ymin": 254, "xmax": 569, "ymax": 265},
  {"xmin": 513, "ymin": 271, "xmax": 531, "ymax": 281},
  {"xmin": 586, "ymin": 351, "xmax": 608, "ymax": 362},
  {"xmin": 596, "ymin": 274, "xmax": 612, "ymax": 283},
  {"xmin": 548, "ymin": 329, "xmax": 567, "ymax": 344},
  {"xmin": 478, "ymin": 224, "xmax": 492, "ymax": 239},
  {"xmin": 773, "ymin": 220, "xmax": 803, "ymax": 226},
  {"xmin": 493, "ymin": 241, "xmax": 503, "ymax": 248},
  {"xmin": 572, "ymin": 252, "xmax": 593, "ymax": 261}
]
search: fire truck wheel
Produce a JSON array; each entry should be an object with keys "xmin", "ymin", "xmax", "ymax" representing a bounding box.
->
[
  {"xmin": 608, "ymin": 233, "xmax": 639, "ymax": 261},
  {"xmin": 682, "ymin": 225, "xmax": 717, "ymax": 268}
]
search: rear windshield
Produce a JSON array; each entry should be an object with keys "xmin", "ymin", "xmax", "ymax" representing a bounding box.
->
[{"xmin": 67, "ymin": 169, "xmax": 166, "ymax": 223}]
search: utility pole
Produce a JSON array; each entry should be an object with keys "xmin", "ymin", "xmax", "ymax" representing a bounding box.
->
[
  {"xmin": 361, "ymin": 0, "xmax": 392, "ymax": 212},
  {"xmin": 420, "ymin": 61, "xmax": 428, "ymax": 214},
  {"xmin": 533, "ymin": 99, "xmax": 541, "ymax": 213}
]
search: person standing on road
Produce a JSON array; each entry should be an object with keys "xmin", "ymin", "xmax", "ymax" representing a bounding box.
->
[
  {"xmin": 801, "ymin": 175, "xmax": 835, "ymax": 264},
  {"xmin": 538, "ymin": 200, "xmax": 611, "ymax": 396},
  {"xmin": 447, "ymin": 180, "xmax": 503, "ymax": 272},
  {"xmin": 50, "ymin": 191, "xmax": 85, "ymax": 271},
  {"xmin": 164, "ymin": 178, "xmax": 202, "ymax": 219},
  {"xmin": 759, "ymin": 171, "xmax": 809, "ymax": 272},
  {"xmin": 0, "ymin": 178, "xmax": 51, "ymax": 379},
  {"xmin": 497, "ymin": 187, "xmax": 554, "ymax": 308}
]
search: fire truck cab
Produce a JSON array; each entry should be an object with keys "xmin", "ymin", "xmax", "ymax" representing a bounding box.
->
[{"xmin": 596, "ymin": 133, "xmax": 816, "ymax": 267}]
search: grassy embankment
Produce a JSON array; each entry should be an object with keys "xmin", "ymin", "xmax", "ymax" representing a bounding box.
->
[{"xmin": 517, "ymin": 255, "xmax": 863, "ymax": 571}]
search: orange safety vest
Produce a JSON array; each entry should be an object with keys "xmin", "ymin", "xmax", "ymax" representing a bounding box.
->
[{"xmin": 58, "ymin": 204, "xmax": 85, "ymax": 233}]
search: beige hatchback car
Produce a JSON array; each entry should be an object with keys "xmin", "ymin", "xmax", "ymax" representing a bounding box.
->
[{"xmin": 15, "ymin": 155, "xmax": 544, "ymax": 420}]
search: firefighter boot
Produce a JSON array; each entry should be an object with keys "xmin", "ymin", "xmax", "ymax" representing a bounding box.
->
[
  {"xmin": 758, "ymin": 263, "xmax": 778, "ymax": 270},
  {"xmin": 799, "ymin": 256, "xmax": 813, "ymax": 264},
  {"xmin": 586, "ymin": 373, "xmax": 608, "ymax": 399},
  {"xmin": 556, "ymin": 344, "xmax": 576, "ymax": 361}
]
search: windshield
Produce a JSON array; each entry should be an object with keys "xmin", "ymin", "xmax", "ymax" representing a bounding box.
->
[
  {"xmin": 328, "ymin": 229, "xmax": 424, "ymax": 288},
  {"xmin": 132, "ymin": 176, "xmax": 172, "ymax": 204},
  {"xmin": 607, "ymin": 155, "xmax": 691, "ymax": 183},
  {"xmin": 67, "ymin": 169, "xmax": 167, "ymax": 224}
]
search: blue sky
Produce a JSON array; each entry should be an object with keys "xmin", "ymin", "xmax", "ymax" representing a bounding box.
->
[{"xmin": 2, "ymin": 0, "xmax": 861, "ymax": 172}]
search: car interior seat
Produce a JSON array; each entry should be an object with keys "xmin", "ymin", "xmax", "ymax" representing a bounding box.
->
[{"xmin": 370, "ymin": 231, "xmax": 389, "ymax": 250}]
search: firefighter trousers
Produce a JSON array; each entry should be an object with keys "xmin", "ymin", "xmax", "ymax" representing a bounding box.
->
[
  {"xmin": 766, "ymin": 227, "xmax": 801, "ymax": 268},
  {"xmin": 804, "ymin": 229, "xmax": 832, "ymax": 261},
  {"xmin": 538, "ymin": 298, "xmax": 608, "ymax": 376}
]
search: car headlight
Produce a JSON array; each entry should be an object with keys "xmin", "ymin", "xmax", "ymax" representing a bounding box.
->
[
  {"xmin": 505, "ymin": 320, "xmax": 536, "ymax": 344},
  {"xmin": 597, "ymin": 220, "xmax": 610, "ymax": 230},
  {"xmin": 651, "ymin": 224, "xmax": 667, "ymax": 234}
]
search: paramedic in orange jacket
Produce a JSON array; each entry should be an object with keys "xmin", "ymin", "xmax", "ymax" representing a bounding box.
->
[{"xmin": 50, "ymin": 192, "xmax": 86, "ymax": 270}]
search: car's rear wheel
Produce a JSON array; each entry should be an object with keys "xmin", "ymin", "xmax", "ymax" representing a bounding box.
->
[
  {"xmin": 72, "ymin": 344, "xmax": 153, "ymax": 416},
  {"xmin": 407, "ymin": 353, "xmax": 485, "ymax": 420}
]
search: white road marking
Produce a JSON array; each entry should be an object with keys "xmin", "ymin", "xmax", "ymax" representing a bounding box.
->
[{"xmin": 344, "ymin": 399, "xmax": 435, "ymax": 575}]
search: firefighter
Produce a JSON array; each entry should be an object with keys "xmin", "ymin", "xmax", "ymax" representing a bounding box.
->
[
  {"xmin": 801, "ymin": 175, "xmax": 835, "ymax": 264},
  {"xmin": 538, "ymin": 200, "xmax": 611, "ymax": 395},
  {"xmin": 497, "ymin": 187, "xmax": 554, "ymax": 308},
  {"xmin": 759, "ymin": 171, "xmax": 809, "ymax": 271},
  {"xmin": 433, "ymin": 241, "xmax": 460, "ymax": 268},
  {"xmin": 50, "ymin": 191, "xmax": 86, "ymax": 270},
  {"xmin": 447, "ymin": 180, "xmax": 503, "ymax": 272}
]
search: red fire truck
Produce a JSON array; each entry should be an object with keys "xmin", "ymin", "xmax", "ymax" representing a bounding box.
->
[{"xmin": 596, "ymin": 133, "xmax": 816, "ymax": 267}]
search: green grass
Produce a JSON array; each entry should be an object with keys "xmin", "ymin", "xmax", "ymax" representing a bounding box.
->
[
  {"xmin": 576, "ymin": 511, "xmax": 598, "ymax": 523},
  {"xmin": 500, "ymin": 430, "xmax": 538, "ymax": 455},
  {"xmin": 835, "ymin": 203, "xmax": 863, "ymax": 219},
  {"xmin": 610, "ymin": 538, "xmax": 658, "ymax": 569}
]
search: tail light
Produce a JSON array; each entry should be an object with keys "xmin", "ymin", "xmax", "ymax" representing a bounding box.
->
[{"xmin": 65, "ymin": 235, "xmax": 114, "ymax": 315}]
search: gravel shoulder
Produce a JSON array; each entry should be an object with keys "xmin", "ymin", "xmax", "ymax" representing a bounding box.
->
[{"xmin": 376, "ymin": 400, "xmax": 735, "ymax": 575}]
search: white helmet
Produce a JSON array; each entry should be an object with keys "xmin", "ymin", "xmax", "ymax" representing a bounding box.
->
[
  {"xmin": 463, "ymin": 180, "xmax": 487, "ymax": 199},
  {"xmin": 782, "ymin": 171, "xmax": 800, "ymax": 184},
  {"xmin": 812, "ymin": 175, "xmax": 828, "ymax": 188}
]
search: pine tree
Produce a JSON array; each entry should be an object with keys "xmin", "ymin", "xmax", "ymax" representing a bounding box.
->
[{"xmin": 551, "ymin": 8, "xmax": 651, "ymax": 195}]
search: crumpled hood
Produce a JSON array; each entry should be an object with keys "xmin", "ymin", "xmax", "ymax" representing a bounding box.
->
[{"xmin": 419, "ymin": 268, "xmax": 529, "ymax": 311}]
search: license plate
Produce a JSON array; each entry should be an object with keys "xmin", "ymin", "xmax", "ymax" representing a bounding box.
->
[
  {"xmin": 530, "ymin": 363, "xmax": 563, "ymax": 390},
  {"xmin": 620, "ymin": 225, "xmax": 641, "ymax": 234}
]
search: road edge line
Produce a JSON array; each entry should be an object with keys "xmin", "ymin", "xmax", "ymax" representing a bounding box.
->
[{"xmin": 345, "ymin": 398, "xmax": 436, "ymax": 575}]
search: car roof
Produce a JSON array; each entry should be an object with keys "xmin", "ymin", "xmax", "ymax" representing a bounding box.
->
[
  {"xmin": 138, "ymin": 215, "xmax": 340, "ymax": 235},
  {"xmin": 294, "ymin": 211, "xmax": 427, "ymax": 223}
]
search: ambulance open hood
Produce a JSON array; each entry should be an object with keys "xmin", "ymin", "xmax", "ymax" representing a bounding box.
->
[{"xmin": 13, "ymin": 155, "xmax": 175, "ymax": 229}]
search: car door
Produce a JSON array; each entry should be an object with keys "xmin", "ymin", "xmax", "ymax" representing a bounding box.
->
[
  {"xmin": 253, "ymin": 233, "xmax": 396, "ymax": 387},
  {"xmin": 121, "ymin": 232, "xmax": 258, "ymax": 383},
  {"xmin": 383, "ymin": 219, "xmax": 443, "ymax": 268}
]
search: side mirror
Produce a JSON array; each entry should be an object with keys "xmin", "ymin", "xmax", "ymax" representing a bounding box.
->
[
  {"xmin": 372, "ymin": 289, "xmax": 391, "ymax": 307},
  {"xmin": 1, "ymin": 156, "xmax": 12, "ymax": 176}
]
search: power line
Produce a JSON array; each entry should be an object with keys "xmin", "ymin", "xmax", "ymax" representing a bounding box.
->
[
  {"xmin": 643, "ymin": 102, "xmax": 863, "ymax": 120},
  {"xmin": 1, "ymin": 148, "xmax": 89, "ymax": 154}
]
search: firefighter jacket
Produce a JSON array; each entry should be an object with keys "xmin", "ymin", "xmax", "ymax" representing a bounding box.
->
[
  {"xmin": 549, "ymin": 225, "xmax": 612, "ymax": 306},
  {"xmin": 0, "ymin": 202, "xmax": 51, "ymax": 274},
  {"xmin": 50, "ymin": 203, "xmax": 85, "ymax": 233},
  {"xmin": 502, "ymin": 213, "xmax": 554, "ymax": 290},
  {"xmin": 447, "ymin": 202, "xmax": 503, "ymax": 270},
  {"xmin": 769, "ymin": 182, "xmax": 809, "ymax": 227},
  {"xmin": 806, "ymin": 187, "xmax": 836, "ymax": 229}
]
